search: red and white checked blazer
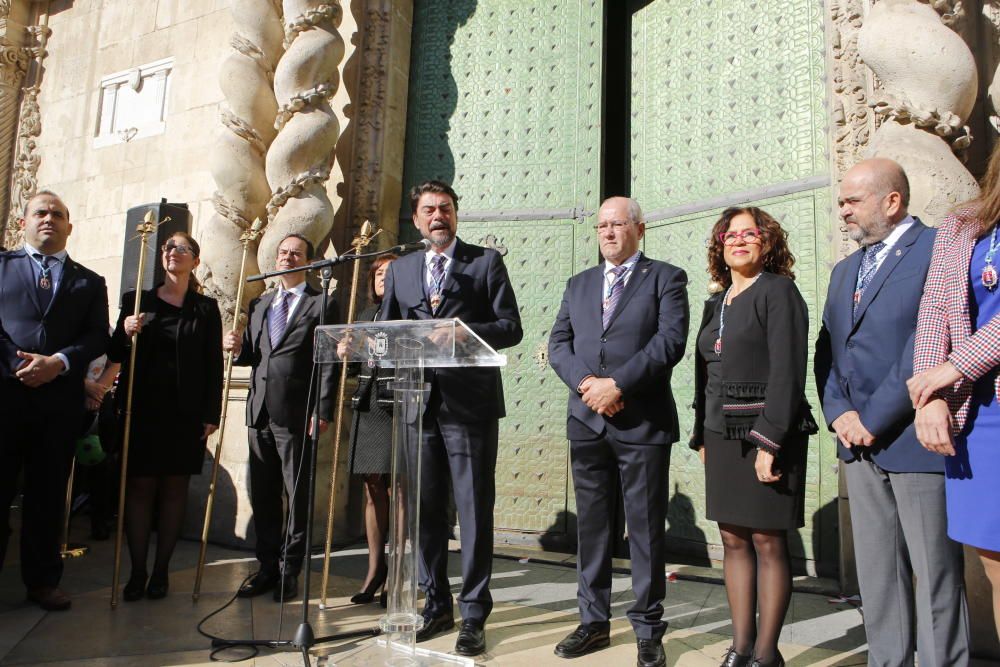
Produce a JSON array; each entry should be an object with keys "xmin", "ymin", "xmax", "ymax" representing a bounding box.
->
[{"xmin": 914, "ymin": 209, "xmax": 1000, "ymax": 434}]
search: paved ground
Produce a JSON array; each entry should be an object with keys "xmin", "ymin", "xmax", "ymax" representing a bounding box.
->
[{"xmin": 0, "ymin": 517, "xmax": 988, "ymax": 666}]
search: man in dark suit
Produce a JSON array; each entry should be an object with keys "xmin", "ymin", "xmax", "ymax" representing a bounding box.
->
[
  {"xmin": 548, "ymin": 197, "xmax": 688, "ymax": 667},
  {"xmin": 224, "ymin": 233, "xmax": 338, "ymax": 602},
  {"xmin": 380, "ymin": 180, "xmax": 522, "ymax": 656},
  {"xmin": 815, "ymin": 158, "xmax": 970, "ymax": 666},
  {"xmin": 0, "ymin": 190, "xmax": 110, "ymax": 610}
]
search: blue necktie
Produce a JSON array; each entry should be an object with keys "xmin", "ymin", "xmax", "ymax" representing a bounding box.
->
[
  {"xmin": 269, "ymin": 291, "xmax": 288, "ymax": 346},
  {"xmin": 602, "ymin": 265, "xmax": 629, "ymax": 329},
  {"xmin": 853, "ymin": 241, "xmax": 885, "ymax": 319}
]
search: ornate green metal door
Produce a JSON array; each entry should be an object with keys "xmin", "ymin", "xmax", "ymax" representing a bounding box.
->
[
  {"xmin": 631, "ymin": 0, "xmax": 837, "ymax": 572},
  {"xmin": 400, "ymin": 0, "xmax": 603, "ymax": 539}
]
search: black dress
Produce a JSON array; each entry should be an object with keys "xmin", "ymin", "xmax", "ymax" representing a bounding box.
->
[
  {"xmin": 347, "ymin": 305, "xmax": 393, "ymax": 475},
  {"xmin": 109, "ymin": 289, "xmax": 223, "ymax": 476},
  {"xmin": 692, "ymin": 276, "xmax": 811, "ymax": 530}
]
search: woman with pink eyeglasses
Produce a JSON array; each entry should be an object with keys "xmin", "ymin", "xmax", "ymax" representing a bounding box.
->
[{"xmin": 690, "ymin": 207, "xmax": 815, "ymax": 667}]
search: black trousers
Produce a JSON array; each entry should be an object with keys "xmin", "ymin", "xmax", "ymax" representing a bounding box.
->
[
  {"xmin": 416, "ymin": 416, "xmax": 498, "ymax": 623},
  {"xmin": 0, "ymin": 384, "xmax": 78, "ymax": 589},
  {"xmin": 570, "ymin": 433, "xmax": 670, "ymax": 640},
  {"xmin": 248, "ymin": 420, "xmax": 309, "ymax": 575}
]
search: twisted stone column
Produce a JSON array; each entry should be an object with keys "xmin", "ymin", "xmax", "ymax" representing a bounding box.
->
[
  {"xmin": 260, "ymin": 0, "xmax": 345, "ymax": 268},
  {"xmin": 859, "ymin": 0, "xmax": 979, "ymax": 222},
  {"xmin": 199, "ymin": 0, "xmax": 284, "ymax": 322}
]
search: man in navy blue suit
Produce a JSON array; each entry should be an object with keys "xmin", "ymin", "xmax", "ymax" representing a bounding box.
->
[
  {"xmin": 815, "ymin": 159, "xmax": 969, "ymax": 666},
  {"xmin": 380, "ymin": 180, "xmax": 522, "ymax": 657},
  {"xmin": 0, "ymin": 191, "xmax": 110, "ymax": 610},
  {"xmin": 548, "ymin": 196, "xmax": 688, "ymax": 667}
]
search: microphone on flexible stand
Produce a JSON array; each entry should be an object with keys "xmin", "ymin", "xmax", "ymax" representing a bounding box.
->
[{"xmin": 385, "ymin": 238, "xmax": 432, "ymax": 254}]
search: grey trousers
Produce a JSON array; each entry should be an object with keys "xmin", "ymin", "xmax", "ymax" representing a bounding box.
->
[{"xmin": 844, "ymin": 458, "xmax": 970, "ymax": 667}]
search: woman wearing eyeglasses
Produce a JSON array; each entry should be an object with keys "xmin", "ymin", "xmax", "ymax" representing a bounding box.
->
[
  {"xmin": 690, "ymin": 207, "xmax": 815, "ymax": 667},
  {"xmin": 92, "ymin": 231, "xmax": 223, "ymax": 601}
]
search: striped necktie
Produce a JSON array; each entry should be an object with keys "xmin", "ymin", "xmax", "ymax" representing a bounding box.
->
[
  {"xmin": 602, "ymin": 264, "xmax": 629, "ymax": 329},
  {"xmin": 269, "ymin": 291, "xmax": 289, "ymax": 346},
  {"xmin": 33, "ymin": 253, "xmax": 54, "ymax": 312}
]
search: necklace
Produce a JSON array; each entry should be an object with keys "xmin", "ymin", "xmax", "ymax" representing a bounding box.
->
[
  {"xmin": 982, "ymin": 225, "xmax": 999, "ymax": 291},
  {"xmin": 715, "ymin": 272, "xmax": 764, "ymax": 355}
]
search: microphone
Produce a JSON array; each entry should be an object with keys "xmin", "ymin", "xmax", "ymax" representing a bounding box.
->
[{"xmin": 387, "ymin": 239, "xmax": 432, "ymax": 254}]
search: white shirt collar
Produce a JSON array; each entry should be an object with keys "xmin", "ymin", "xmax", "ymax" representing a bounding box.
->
[
  {"xmin": 277, "ymin": 281, "xmax": 308, "ymax": 300},
  {"xmin": 425, "ymin": 237, "xmax": 458, "ymax": 265},
  {"xmin": 23, "ymin": 241, "xmax": 67, "ymax": 263},
  {"xmin": 604, "ymin": 250, "xmax": 641, "ymax": 276},
  {"xmin": 877, "ymin": 215, "xmax": 915, "ymax": 251}
]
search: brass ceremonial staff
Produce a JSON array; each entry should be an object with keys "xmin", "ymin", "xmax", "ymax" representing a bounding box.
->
[
  {"xmin": 110, "ymin": 210, "xmax": 158, "ymax": 609},
  {"xmin": 319, "ymin": 220, "xmax": 378, "ymax": 608},
  {"xmin": 192, "ymin": 217, "xmax": 264, "ymax": 602}
]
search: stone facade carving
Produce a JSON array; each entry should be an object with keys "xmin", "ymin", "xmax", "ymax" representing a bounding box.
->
[
  {"xmin": 198, "ymin": 0, "xmax": 284, "ymax": 323},
  {"xmin": 854, "ymin": 0, "xmax": 979, "ymax": 224},
  {"xmin": 259, "ymin": 0, "xmax": 345, "ymax": 270}
]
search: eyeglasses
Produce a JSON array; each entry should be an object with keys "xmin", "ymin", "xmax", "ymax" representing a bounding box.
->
[
  {"xmin": 593, "ymin": 221, "xmax": 633, "ymax": 232},
  {"xmin": 719, "ymin": 229, "xmax": 762, "ymax": 245},
  {"xmin": 162, "ymin": 242, "xmax": 195, "ymax": 256}
]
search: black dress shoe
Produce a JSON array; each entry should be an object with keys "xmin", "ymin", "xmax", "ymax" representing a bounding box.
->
[
  {"xmin": 554, "ymin": 624, "xmax": 611, "ymax": 658},
  {"xmin": 454, "ymin": 619, "xmax": 486, "ymax": 656},
  {"xmin": 749, "ymin": 651, "xmax": 784, "ymax": 667},
  {"xmin": 273, "ymin": 574, "xmax": 298, "ymax": 602},
  {"xmin": 122, "ymin": 573, "xmax": 147, "ymax": 602},
  {"xmin": 415, "ymin": 610, "xmax": 455, "ymax": 642},
  {"xmin": 721, "ymin": 646, "xmax": 752, "ymax": 667},
  {"xmin": 637, "ymin": 638, "xmax": 665, "ymax": 667},
  {"xmin": 237, "ymin": 570, "xmax": 279, "ymax": 598},
  {"xmin": 146, "ymin": 572, "xmax": 169, "ymax": 600}
]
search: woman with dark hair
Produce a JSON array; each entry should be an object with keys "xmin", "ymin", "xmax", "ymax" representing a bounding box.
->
[
  {"xmin": 346, "ymin": 253, "xmax": 397, "ymax": 605},
  {"xmin": 690, "ymin": 207, "xmax": 814, "ymax": 667},
  {"xmin": 92, "ymin": 231, "xmax": 223, "ymax": 601},
  {"xmin": 908, "ymin": 141, "xmax": 1000, "ymax": 638}
]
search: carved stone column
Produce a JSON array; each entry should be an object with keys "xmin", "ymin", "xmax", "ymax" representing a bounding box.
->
[{"xmin": 0, "ymin": 0, "xmax": 36, "ymax": 247}]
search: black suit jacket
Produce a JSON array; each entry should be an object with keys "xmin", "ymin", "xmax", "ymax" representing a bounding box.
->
[
  {"xmin": 110, "ymin": 288, "xmax": 224, "ymax": 426},
  {"xmin": 548, "ymin": 254, "xmax": 689, "ymax": 445},
  {"xmin": 380, "ymin": 238, "xmax": 523, "ymax": 422},
  {"xmin": 235, "ymin": 284, "xmax": 339, "ymax": 430},
  {"xmin": 0, "ymin": 248, "xmax": 110, "ymax": 415}
]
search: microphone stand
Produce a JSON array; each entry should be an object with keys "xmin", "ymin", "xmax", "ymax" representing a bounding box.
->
[{"xmin": 213, "ymin": 240, "xmax": 405, "ymax": 665}]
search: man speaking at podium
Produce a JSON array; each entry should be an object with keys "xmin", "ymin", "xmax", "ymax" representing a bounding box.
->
[{"xmin": 380, "ymin": 180, "xmax": 522, "ymax": 657}]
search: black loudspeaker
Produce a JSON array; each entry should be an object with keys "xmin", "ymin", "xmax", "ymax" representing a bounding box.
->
[{"xmin": 119, "ymin": 199, "xmax": 192, "ymax": 306}]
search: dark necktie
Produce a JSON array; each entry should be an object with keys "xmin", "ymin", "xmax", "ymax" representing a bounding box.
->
[
  {"xmin": 33, "ymin": 253, "xmax": 53, "ymax": 312},
  {"xmin": 269, "ymin": 291, "xmax": 288, "ymax": 346},
  {"xmin": 429, "ymin": 254, "xmax": 446, "ymax": 312},
  {"xmin": 602, "ymin": 264, "xmax": 629, "ymax": 329},
  {"xmin": 853, "ymin": 241, "xmax": 886, "ymax": 319}
]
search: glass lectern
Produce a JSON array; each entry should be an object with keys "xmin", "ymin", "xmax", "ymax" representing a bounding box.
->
[{"xmin": 314, "ymin": 318, "xmax": 506, "ymax": 667}]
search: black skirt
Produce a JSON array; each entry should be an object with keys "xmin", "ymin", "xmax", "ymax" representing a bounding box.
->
[
  {"xmin": 704, "ymin": 428, "xmax": 806, "ymax": 530},
  {"xmin": 347, "ymin": 378, "xmax": 393, "ymax": 475}
]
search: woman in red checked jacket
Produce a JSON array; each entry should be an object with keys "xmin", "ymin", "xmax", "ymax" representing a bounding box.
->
[{"xmin": 909, "ymin": 144, "xmax": 1000, "ymax": 638}]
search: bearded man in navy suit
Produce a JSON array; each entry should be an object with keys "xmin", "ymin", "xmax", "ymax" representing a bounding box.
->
[
  {"xmin": 549, "ymin": 196, "xmax": 688, "ymax": 667},
  {"xmin": 380, "ymin": 180, "xmax": 522, "ymax": 657},
  {"xmin": 0, "ymin": 191, "xmax": 110, "ymax": 610}
]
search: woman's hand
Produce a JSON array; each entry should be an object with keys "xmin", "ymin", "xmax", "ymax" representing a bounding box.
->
[
  {"xmin": 124, "ymin": 313, "xmax": 146, "ymax": 337},
  {"xmin": 754, "ymin": 449, "xmax": 782, "ymax": 483},
  {"xmin": 907, "ymin": 361, "xmax": 963, "ymax": 409},
  {"xmin": 202, "ymin": 424, "xmax": 219, "ymax": 441},
  {"xmin": 84, "ymin": 379, "xmax": 107, "ymax": 404},
  {"xmin": 914, "ymin": 398, "xmax": 956, "ymax": 456}
]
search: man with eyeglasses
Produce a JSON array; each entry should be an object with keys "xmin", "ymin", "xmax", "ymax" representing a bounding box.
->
[
  {"xmin": 223, "ymin": 232, "xmax": 339, "ymax": 602},
  {"xmin": 548, "ymin": 196, "xmax": 688, "ymax": 667},
  {"xmin": 815, "ymin": 158, "xmax": 969, "ymax": 666},
  {"xmin": 0, "ymin": 190, "xmax": 110, "ymax": 610}
]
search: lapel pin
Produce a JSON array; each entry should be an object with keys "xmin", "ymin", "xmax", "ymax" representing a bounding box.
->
[
  {"xmin": 895, "ymin": 249, "xmax": 902, "ymax": 256},
  {"xmin": 642, "ymin": 268, "xmax": 649, "ymax": 274}
]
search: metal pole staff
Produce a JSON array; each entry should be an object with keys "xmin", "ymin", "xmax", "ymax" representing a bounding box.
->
[
  {"xmin": 110, "ymin": 210, "xmax": 158, "ymax": 609},
  {"xmin": 319, "ymin": 220, "xmax": 377, "ymax": 608},
  {"xmin": 192, "ymin": 218, "xmax": 264, "ymax": 602}
]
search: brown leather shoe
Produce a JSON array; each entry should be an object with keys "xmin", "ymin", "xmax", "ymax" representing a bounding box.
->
[{"xmin": 27, "ymin": 587, "xmax": 71, "ymax": 611}]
